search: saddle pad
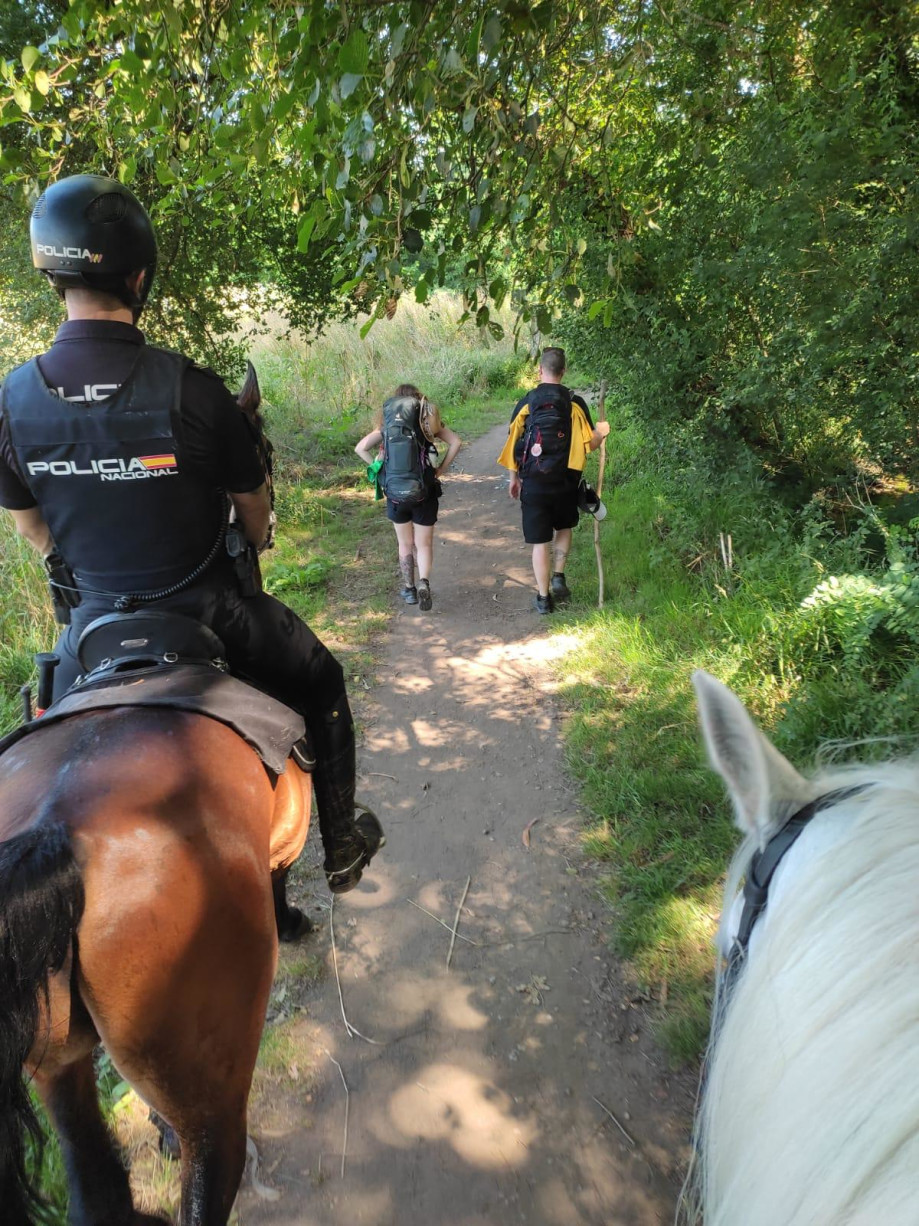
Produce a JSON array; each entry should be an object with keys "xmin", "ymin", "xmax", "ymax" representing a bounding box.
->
[
  {"xmin": 270, "ymin": 762, "xmax": 312, "ymax": 875},
  {"xmin": 0, "ymin": 663, "xmax": 305, "ymax": 775}
]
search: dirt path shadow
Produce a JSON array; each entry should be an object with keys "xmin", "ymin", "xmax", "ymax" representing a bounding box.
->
[{"xmin": 238, "ymin": 423, "xmax": 695, "ymax": 1226}]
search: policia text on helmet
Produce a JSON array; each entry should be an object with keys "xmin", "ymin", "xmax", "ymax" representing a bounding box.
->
[{"xmin": 30, "ymin": 174, "xmax": 157, "ymax": 322}]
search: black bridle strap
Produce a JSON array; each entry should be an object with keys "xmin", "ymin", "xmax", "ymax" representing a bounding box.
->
[{"xmin": 730, "ymin": 785, "xmax": 870, "ymax": 964}]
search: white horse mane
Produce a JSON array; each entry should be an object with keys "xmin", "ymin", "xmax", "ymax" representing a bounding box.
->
[{"xmin": 682, "ymin": 756, "xmax": 919, "ymax": 1226}]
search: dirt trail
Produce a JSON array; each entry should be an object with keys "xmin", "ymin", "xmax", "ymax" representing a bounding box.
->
[{"xmin": 239, "ymin": 424, "xmax": 694, "ymax": 1226}]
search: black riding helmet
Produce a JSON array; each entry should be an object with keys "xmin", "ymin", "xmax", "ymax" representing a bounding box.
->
[{"xmin": 30, "ymin": 174, "xmax": 157, "ymax": 318}]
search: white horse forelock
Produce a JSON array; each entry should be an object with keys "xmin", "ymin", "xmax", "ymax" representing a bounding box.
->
[{"xmin": 682, "ymin": 758, "xmax": 919, "ymax": 1226}]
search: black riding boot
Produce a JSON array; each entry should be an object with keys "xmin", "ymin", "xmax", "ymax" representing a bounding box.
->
[{"xmin": 310, "ymin": 695, "xmax": 384, "ymax": 893}]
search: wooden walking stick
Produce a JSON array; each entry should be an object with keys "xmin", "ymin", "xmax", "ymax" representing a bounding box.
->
[{"xmin": 593, "ymin": 380, "xmax": 608, "ymax": 608}]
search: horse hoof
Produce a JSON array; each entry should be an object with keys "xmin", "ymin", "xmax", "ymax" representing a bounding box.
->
[{"xmin": 279, "ymin": 907, "xmax": 314, "ymax": 943}]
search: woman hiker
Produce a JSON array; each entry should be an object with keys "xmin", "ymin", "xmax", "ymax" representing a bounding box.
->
[{"xmin": 355, "ymin": 383, "xmax": 461, "ymax": 611}]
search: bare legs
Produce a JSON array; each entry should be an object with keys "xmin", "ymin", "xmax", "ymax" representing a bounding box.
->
[
  {"xmin": 552, "ymin": 528, "xmax": 571, "ymax": 577},
  {"xmin": 532, "ymin": 542, "xmax": 552, "ymax": 598},
  {"xmin": 393, "ymin": 521, "xmax": 416, "ymax": 591},
  {"xmin": 413, "ymin": 524, "xmax": 434, "ymax": 582},
  {"xmin": 393, "ymin": 522, "xmax": 435, "ymax": 607},
  {"xmin": 532, "ymin": 528, "xmax": 572, "ymax": 602}
]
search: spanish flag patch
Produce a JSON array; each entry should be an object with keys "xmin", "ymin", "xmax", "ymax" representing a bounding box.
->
[{"xmin": 137, "ymin": 454, "xmax": 178, "ymax": 471}]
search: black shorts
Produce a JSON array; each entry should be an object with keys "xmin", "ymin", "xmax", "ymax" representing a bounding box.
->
[
  {"xmin": 386, "ymin": 493, "xmax": 439, "ymax": 526},
  {"xmin": 520, "ymin": 483, "xmax": 579, "ymax": 544}
]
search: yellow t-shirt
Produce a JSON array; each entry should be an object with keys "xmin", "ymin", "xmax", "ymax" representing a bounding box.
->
[{"xmin": 496, "ymin": 397, "xmax": 594, "ymax": 473}]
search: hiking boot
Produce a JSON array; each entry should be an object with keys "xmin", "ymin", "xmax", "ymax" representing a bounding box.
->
[
  {"xmin": 401, "ymin": 585, "xmax": 418, "ymax": 605},
  {"xmin": 551, "ymin": 572, "xmax": 571, "ymax": 601},
  {"xmin": 534, "ymin": 592, "xmax": 555, "ymax": 615},
  {"xmin": 324, "ymin": 805, "xmax": 386, "ymax": 894},
  {"xmin": 418, "ymin": 579, "xmax": 433, "ymax": 611}
]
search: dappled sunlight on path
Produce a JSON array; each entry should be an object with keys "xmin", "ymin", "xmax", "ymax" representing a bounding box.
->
[{"xmin": 388, "ymin": 1063, "xmax": 539, "ymax": 1167}]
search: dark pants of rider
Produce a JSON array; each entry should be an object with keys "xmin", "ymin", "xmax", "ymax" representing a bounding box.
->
[{"xmin": 50, "ymin": 569, "xmax": 356, "ymax": 848}]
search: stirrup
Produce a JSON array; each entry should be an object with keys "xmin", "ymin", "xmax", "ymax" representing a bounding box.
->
[
  {"xmin": 325, "ymin": 804, "xmax": 385, "ymax": 894},
  {"xmin": 355, "ymin": 802, "xmax": 385, "ymax": 854}
]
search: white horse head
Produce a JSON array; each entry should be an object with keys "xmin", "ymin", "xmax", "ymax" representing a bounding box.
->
[{"xmin": 684, "ymin": 670, "xmax": 919, "ymax": 1226}]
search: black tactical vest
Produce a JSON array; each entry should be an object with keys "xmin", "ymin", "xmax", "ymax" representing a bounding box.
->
[{"xmin": 2, "ymin": 345, "xmax": 225, "ymax": 594}]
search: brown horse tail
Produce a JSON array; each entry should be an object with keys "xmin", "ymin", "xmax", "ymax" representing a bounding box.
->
[{"xmin": 0, "ymin": 820, "xmax": 85, "ymax": 1224}]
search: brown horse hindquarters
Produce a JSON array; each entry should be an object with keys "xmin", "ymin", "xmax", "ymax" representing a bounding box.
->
[
  {"xmin": 0, "ymin": 707, "xmax": 301, "ymax": 1226},
  {"xmin": 79, "ymin": 709, "xmax": 277, "ymax": 1092}
]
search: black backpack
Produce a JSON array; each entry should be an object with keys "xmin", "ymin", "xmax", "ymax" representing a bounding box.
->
[
  {"xmin": 381, "ymin": 395, "xmax": 429, "ymax": 506},
  {"xmin": 516, "ymin": 386, "xmax": 573, "ymax": 480}
]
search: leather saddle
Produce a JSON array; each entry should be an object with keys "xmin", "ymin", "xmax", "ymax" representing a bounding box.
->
[
  {"xmin": 0, "ymin": 612, "xmax": 314, "ymax": 878},
  {"xmin": 45, "ymin": 610, "xmax": 314, "ymax": 776},
  {"xmin": 71, "ymin": 612, "xmax": 314, "ymax": 874},
  {"xmin": 77, "ymin": 610, "xmax": 227, "ymax": 676}
]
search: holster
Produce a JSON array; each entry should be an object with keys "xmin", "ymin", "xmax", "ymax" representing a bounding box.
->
[
  {"xmin": 44, "ymin": 550, "xmax": 81, "ymax": 625},
  {"xmin": 225, "ymin": 523, "xmax": 263, "ymax": 598}
]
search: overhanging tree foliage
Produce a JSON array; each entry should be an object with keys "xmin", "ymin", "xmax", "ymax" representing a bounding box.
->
[
  {"xmin": 555, "ymin": 1, "xmax": 919, "ymax": 485},
  {"xmin": 0, "ymin": 0, "xmax": 653, "ymax": 335},
  {"xmin": 0, "ymin": 1, "xmax": 917, "ymax": 481}
]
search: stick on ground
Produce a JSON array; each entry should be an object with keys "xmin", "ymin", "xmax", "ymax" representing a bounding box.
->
[
  {"xmin": 407, "ymin": 897, "xmax": 479, "ymax": 944},
  {"xmin": 327, "ymin": 1052, "xmax": 350, "ymax": 1177},
  {"xmin": 594, "ymin": 380, "xmax": 608, "ymax": 609},
  {"xmin": 329, "ymin": 894, "xmax": 382, "ymax": 1044},
  {"xmin": 446, "ymin": 875, "xmax": 472, "ymax": 970},
  {"xmin": 591, "ymin": 1094, "xmax": 635, "ymax": 1145}
]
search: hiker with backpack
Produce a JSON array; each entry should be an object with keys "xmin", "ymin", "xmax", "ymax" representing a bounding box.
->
[
  {"xmin": 355, "ymin": 383, "xmax": 462, "ymax": 611},
  {"xmin": 497, "ymin": 347, "xmax": 610, "ymax": 614}
]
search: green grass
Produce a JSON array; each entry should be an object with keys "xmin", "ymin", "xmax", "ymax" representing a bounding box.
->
[
  {"xmin": 276, "ymin": 950, "xmax": 325, "ymax": 986},
  {"xmin": 545, "ymin": 401, "xmax": 919, "ymax": 1062},
  {"xmin": 0, "ymin": 527, "xmax": 55, "ymax": 734},
  {"xmin": 257, "ymin": 1018, "xmax": 303, "ymax": 1076},
  {"xmin": 550, "ymin": 475, "xmax": 739, "ymax": 1061}
]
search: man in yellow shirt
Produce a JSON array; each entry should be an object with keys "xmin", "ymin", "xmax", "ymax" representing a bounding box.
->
[{"xmin": 497, "ymin": 347, "xmax": 609, "ymax": 613}]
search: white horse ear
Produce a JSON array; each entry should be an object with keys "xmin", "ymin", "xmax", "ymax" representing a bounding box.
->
[{"xmin": 692, "ymin": 670, "xmax": 810, "ymax": 837}]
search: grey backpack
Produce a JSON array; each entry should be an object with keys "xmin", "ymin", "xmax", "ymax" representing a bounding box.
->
[{"xmin": 381, "ymin": 395, "xmax": 429, "ymax": 506}]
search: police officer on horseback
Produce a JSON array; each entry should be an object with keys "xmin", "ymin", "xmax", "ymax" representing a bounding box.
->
[{"xmin": 0, "ymin": 173, "xmax": 383, "ymax": 894}]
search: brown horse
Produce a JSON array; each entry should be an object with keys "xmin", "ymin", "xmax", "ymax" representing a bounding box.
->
[{"xmin": 0, "ymin": 703, "xmax": 311, "ymax": 1226}]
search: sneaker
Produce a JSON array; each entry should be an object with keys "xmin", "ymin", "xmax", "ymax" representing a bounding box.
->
[
  {"xmin": 534, "ymin": 592, "xmax": 555, "ymax": 615},
  {"xmin": 401, "ymin": 585, "xmax": 418, "ymax": 605},
  {"xmin": 418, "ymin": 580, "xmax": 433, "ymax": 611},
  {"xmin": 551, "ymin": 572, "xmax": 571, "ymax": 601}
]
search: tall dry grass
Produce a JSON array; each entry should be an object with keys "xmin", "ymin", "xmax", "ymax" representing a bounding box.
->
[{"xmin": 249, "ymin": 291, "xmax": 523, "ymax": 448}]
